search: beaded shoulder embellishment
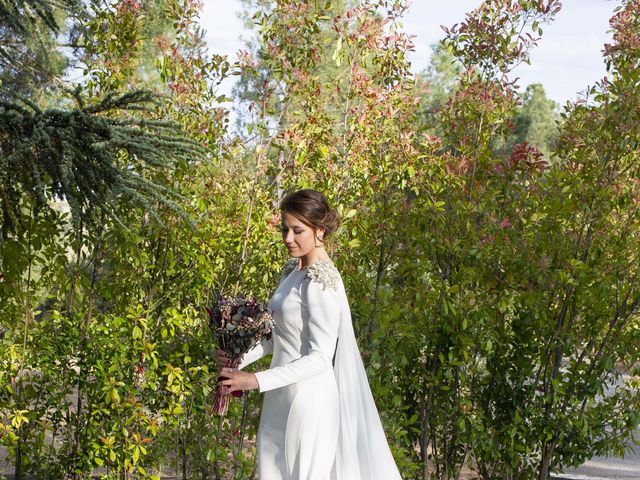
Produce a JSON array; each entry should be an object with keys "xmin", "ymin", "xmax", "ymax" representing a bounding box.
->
[{"xmin": 305, "ymin": 260, "xmax": 340, "ymax": 291}]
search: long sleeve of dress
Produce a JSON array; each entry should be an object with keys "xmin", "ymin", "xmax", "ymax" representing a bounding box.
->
[
  {"xmin": 238, "ymin": 263, "xmax": 293, "ymax": 370},
  {"xmin": 254, "ymin": 279, "xmax": 340, "ymax": 392},
  {"xmin": 238, "ymin": 337, "xmax": 274, "ymax": 370}
]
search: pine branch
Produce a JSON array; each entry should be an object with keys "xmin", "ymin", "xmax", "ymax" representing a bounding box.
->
[
  {"xmin": 0, "ymin": 89, "xmax": 205, "ymax": 234},
  {"xmin": 0, "ymin": 0, "xmax": 80, "ymax": 34}
]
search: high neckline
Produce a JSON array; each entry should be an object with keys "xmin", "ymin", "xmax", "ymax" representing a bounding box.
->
[{"xmin": 295, "ymin": 257, "xmax": 334, "ymax": 271}]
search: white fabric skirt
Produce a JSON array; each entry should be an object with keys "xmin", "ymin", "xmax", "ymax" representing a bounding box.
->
[{"xmin": 257, "ymin": 368, "xmax": 339, "ymax": 480}]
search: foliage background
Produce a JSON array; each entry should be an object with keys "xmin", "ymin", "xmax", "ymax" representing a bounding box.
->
[{"xmin": 1, "ymin": 0, "xmax": 639, "ymax": 479}]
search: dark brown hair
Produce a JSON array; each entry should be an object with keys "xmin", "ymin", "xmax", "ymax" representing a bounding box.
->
[{"xmin": 280, "ymin": 189, "xmax": 341, "ymax": 239}]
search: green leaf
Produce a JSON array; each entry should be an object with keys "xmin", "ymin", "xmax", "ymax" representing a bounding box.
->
[
  {"xmin": 132, "ymin": 326, "xmax": 142, "ymax": 339},
  {"xmin": 332, "ymin": 36, "xmax": 343, "ymax": 67}
]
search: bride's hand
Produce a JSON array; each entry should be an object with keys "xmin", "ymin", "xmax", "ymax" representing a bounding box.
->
[
  {"xmin": 218, "ymin": 368, "xmax": 259, "ymax": 392},
  {"xmin": 216, "ymin": 349, "xmax": 231, "ymax": 369}
]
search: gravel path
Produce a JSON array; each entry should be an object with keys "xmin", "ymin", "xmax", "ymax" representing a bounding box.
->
[{"xmin": 557, "ymin": 447, "xmax": 640, "ymax": 480}]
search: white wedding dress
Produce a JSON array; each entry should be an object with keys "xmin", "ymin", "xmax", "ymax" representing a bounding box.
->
[{"xmin": 239, "ymin": 259, "xmax": 402, "ymax": 480}]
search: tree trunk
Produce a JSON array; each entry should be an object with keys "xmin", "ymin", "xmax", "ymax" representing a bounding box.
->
[
  {"xmin": 478, "ymin": 462, "xmax": 490, "ymax": 480},
  {"xmin": 420, "ymin": 402, "xmax": 429, "ymax": 479},
  {"xmin": 182, "ymin": 426, "xmax": 188, "ymax": 480},
  {"xmin": 538, "ymin": 442, "xmax": 554, "ymax": 480},
  {"xmin": 14, "ymin": 429, "xmax": 23, "ymax": 480},
  {"xmin": 74, "ymin": 383, "xmax": 83, "ymax": 479},
  {"xmin": 366, "ymin": 238, "xmax": 386, "ymax": 350}
]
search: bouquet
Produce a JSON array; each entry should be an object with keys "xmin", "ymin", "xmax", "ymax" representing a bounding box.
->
[{"xmin": 207, "ymin": 295, "xmax": 274, "ymax": 415}]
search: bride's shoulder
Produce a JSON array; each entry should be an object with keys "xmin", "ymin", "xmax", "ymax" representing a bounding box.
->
[
  {"xmin": 305, "ymin": 260, "xmax": 341, "ymax": 291},
  {"xmin": 281, "ymin": 258, "xmax": 299, "ymax": 278}
]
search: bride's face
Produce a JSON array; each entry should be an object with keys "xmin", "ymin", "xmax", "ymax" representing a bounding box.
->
[{"xmin": 280, "ymin": 212, "xmax": 323, "ymax": 258}]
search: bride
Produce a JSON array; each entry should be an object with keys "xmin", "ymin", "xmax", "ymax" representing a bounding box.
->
[{"xmin": 218, "ymin": 189, "xmax": 402, "ymax": 480}]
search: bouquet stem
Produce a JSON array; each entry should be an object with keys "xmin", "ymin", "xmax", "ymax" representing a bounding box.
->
[{"xmin": 212, "ymin": 357, "xmax": 242, "ymax": 415}]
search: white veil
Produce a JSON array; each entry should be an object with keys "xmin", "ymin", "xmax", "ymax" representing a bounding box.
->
[{"xmin": 332, "ymin": 282, "xmax": 402, "ymax": 480}]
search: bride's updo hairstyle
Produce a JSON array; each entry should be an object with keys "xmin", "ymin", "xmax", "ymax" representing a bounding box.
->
[{"xmin": 280, "ymin": 189, "xmax": 341, "ymax": 240}]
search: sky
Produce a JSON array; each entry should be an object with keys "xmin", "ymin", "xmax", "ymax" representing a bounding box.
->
[{"xmin": 201, "ymin": 0, "xmax": 619, "ymax": 106}]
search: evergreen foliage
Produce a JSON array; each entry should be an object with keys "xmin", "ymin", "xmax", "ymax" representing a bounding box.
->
[
  {"xmin": 419, "ymin": 44, "xmax": 559, "ymax": 158},
  {"xmin": 511, "ymin": 83, "xmax": 559, "ymax": 158},
  {"xmin": 0, "ymin": 89, "xmax": 203, "ymax": 234},
  {"xmin": 419, "ymin": 44, "xmax": 462, "ymax": 121},
  {"xmin": 0, "ymin": 0, "xmax": 206, "ymax": 236},
  {"xmin": 0, "ymin": 0, "xmax": 77, "ymax": 34},
  {"xmin": 0, "ymin": 0, "xmax": 79, "ymax": 93}
]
